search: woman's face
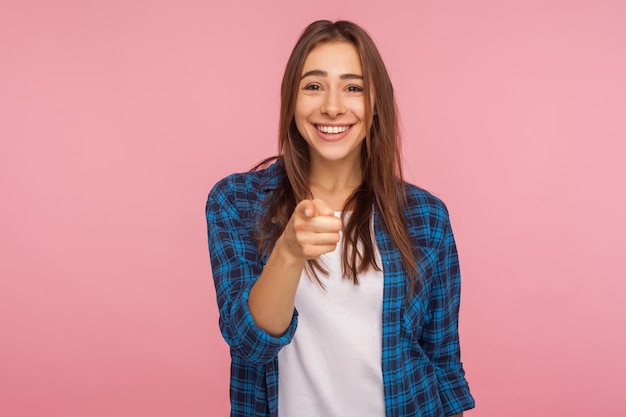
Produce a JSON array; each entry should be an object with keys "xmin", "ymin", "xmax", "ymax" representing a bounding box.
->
[{"xmin": 294, "ymin": 41, "xmax": 367, "ymax": 170}]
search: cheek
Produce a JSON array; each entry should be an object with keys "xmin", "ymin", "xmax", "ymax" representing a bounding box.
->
[
  {"xmin": 294, "ymin": 99, "xmax": 307, "ymax": 122},
  {"xmin": 294, "ymin": 99, "xmax": 317, "ymax": 129},
  {"xmin": 294, "ymin": 120, "xmax": 307, "ymax": 141},
  {"xmin": 293, "ymin": 108, "xmax": 307, "ymax": 130},
  {"xmin": 295, "ymin": 96, "xmax": 315, "ymax": 116},
  {"xmin": 292, "ymin": 113, "xmax": 311, "ymax": 143},
  {"xmin": 358, "ymin": 100, "xmax": 367, "ymax": 116},
  {"xmin": 347, "ymin": 98, "xmax": 367, "ymax": 119}
]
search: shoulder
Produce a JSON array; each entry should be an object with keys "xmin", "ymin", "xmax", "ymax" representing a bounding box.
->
[
  {"xmin": 207, "ymin": 159, "xmax": 285, "ymax": 218},
  {"xmin": 209, "ymin": 160, "xmax": 284, "ymax": 200},
  {"xmin": 401, "ymin": 182, "xmax": 452, "ymax": 248},
  {"xmin": 403, "ymin": 182, "xmax": 450, "ymax": 219}
]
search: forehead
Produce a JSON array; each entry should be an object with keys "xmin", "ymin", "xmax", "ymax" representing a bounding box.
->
[{"xmin": 301, "ymin": 41, "xmax": 362, "ymax": 74}]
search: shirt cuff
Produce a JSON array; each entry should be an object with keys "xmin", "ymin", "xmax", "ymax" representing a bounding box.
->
[
  {"xmin": 437, "ymin": 365, "xmax": 475, "ymax": 415},
  {"xmin": 230, "ymin": 284, "xmax": 298, "ymax": 365}
]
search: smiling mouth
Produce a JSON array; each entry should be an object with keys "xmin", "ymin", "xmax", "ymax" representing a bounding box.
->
[{"xmin": 316, "ymin": 125, "xmax": 352, "ymax": 134}]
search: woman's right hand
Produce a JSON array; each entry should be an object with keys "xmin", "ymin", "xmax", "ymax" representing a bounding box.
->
[
  {"xmin": 248, "ymin": 198, "xmax": 342, "ymax": 336},
  {"xmin": 279, "ymin": 198, "xmax": 343, "ymax": 262}
]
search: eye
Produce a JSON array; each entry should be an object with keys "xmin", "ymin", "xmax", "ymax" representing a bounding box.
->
[
  {"xmin": 346, "ymin": 85, "xmax": 364, "ymax": 93},
  {"xmin": 303, "ymin": 83, "xmax": 322, "ymax": 91}
]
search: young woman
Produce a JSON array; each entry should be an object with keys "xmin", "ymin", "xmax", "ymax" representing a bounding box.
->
[{"xmin": 206, "ymin": 20, "xmax": 474, "ymax": 417}]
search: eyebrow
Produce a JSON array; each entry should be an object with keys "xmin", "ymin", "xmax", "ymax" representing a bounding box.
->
[{"xmin": 300, "ymin": 70, "xmax": 363, "ymax": 80}]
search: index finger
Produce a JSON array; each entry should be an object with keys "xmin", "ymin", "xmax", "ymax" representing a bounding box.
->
[{"xmin": 311, "ymin": 198, "xmax": 334, "ymax": 217}]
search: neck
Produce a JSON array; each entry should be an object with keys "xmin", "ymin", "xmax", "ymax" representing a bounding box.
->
[{"xmin": 308, "ymin": 158, "xmax": 362, "ymax": 211}]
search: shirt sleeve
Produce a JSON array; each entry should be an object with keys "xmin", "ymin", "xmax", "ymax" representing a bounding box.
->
[
  {"xmin": 206, "ymin": 176, "xmax": 298, "ymax": 365},
  {"xmin": 422, "ymin": 208, "xmax": 475, "ymax": 416}
]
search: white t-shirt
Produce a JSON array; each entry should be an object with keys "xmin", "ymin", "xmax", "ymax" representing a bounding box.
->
[{"xmin": 278, "ymin": 218, "xmax": 385, "ymax": 417}]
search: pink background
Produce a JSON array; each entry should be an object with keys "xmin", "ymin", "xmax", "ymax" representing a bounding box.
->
[{"xmin": 1, "ymin": 0, "xmax": 625, "ymax": 416}]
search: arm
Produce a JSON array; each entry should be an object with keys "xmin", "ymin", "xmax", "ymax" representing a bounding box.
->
[
  {"xmin": 249, "ymin": 198, "xmax": 341, "ymax": 336},
  {"xmin": 422, "ymin": 208, "xmax": 475, "ymax": 415},
  {"xmin": 207, "ymin": 178, "xmax": 293, "ymax": 364},
  {"xmin": 207, "ymin": 178, "xmax": 341, "ymax": 362}
]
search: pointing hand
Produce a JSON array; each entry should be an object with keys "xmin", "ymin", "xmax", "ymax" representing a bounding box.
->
[{"xmin": 281, "ymin": 199, "xmax": 342, "ymax": 260}]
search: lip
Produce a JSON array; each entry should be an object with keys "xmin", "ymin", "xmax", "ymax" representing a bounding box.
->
[{"xmin": 314, "ymin": 123, "xmax": 354, "ymax": 141}]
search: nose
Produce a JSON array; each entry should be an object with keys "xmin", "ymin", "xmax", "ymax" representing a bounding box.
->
[{"xmin": 320, "ymin": 89, "xmax": 345, "ymax": 118}]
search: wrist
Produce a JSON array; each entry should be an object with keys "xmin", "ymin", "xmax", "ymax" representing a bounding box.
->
[{"xmin": 274, "ymin": 235, "xmax": 305, "ymax": 269}]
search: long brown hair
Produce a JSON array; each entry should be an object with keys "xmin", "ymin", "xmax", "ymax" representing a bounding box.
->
[{"xmin": 256, "ymin": 20, "xmax": 420, "ymax": 291}]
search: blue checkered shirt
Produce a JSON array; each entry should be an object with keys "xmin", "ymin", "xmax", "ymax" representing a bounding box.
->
[{"xmin": 206, "ymin": 161, "xmax": 475, "ymax": 417}]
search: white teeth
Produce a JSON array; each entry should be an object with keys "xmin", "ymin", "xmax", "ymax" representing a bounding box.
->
[{"xmin": 317, "ymin": 125, "xmax": 350, "ymax": 134}]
